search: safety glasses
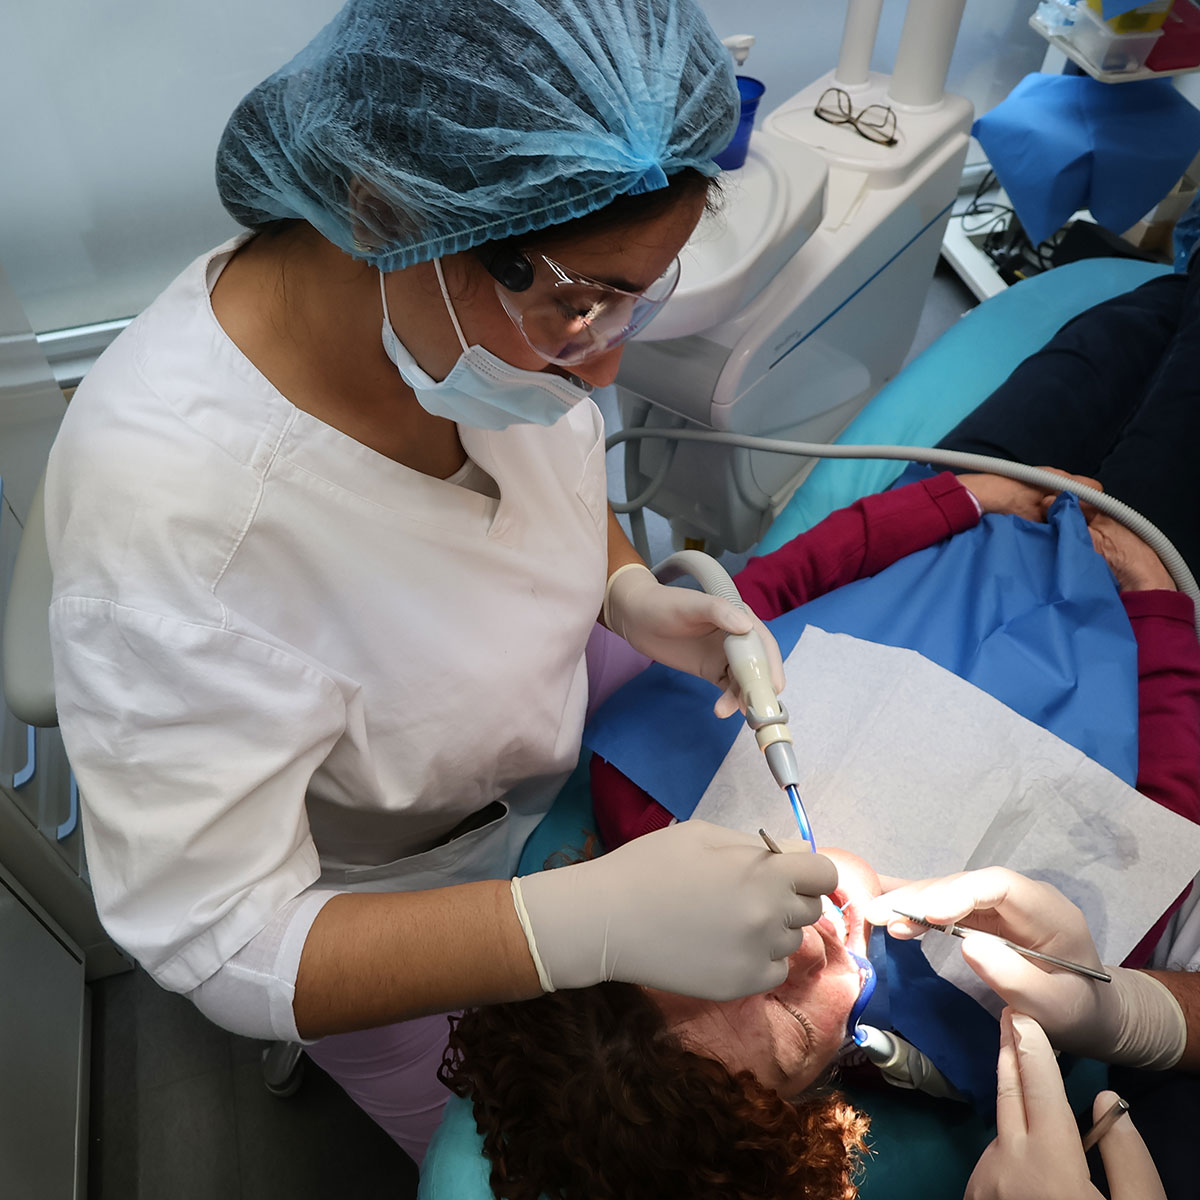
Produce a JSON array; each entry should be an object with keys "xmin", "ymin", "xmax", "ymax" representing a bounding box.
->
[
  {"xmin": 814, "ymin": 87, "xmax": 898, "ymax": 147},
  {"xmin": 487, "ymin": 252, "xmax": 681, "ymax": 366}
]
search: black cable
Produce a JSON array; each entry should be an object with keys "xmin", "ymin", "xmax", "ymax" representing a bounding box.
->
[{"xmin": 955, "ymin": 169, "xmax": 1066, "ymax": 283}]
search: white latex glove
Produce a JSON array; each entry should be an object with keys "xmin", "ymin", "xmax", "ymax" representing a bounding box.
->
[
  {"xmin": 965, "ymin": 1010, "xmax": 1166, "ymax": 1200},
  {"xmin": 867, "ymin": 868, "xmax": 1186, "ymax": 1069},
  {"xmin": 511, "ymin": 820, "xmax": 837, "ymax": 1000},
  {"xmin": 603, "ymin": 564, "xmax": 785, "ymax": 718}
]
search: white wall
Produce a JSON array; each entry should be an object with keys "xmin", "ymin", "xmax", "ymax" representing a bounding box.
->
[
  {"xmin": 1, "ymin": 0, "xmax": 1043, "ymax": 334},
  {"xmin": 0, "ymin": 0, "xmax": 344, "ymax": 333}
]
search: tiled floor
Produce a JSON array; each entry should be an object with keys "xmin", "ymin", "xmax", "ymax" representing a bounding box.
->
[{"xmin": 86, "ymin": 261, "xmax": 977, "ymax": 1200}]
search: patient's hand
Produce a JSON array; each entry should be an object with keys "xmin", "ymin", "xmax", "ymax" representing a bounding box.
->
[
  {"xmin": 1086, "ymin": 514, "xmax": 1175, "ymax": 592},
  {"xmin": 958, "ymin": 468, "xmax": 1101, "ymax": 523}
]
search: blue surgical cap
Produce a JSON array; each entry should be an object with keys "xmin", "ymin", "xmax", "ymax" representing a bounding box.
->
[{"xmin": 216, "ymin": 0, "xmax": 739, "ymax": 270}]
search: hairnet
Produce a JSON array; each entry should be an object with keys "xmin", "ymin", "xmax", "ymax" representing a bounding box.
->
[{"xmin": 216, "ymin": 0, "xmax": 739, "ymax": 271}]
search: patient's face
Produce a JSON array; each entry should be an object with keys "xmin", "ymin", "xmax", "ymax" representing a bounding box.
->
[{"xmin": 649, "ymin": 847, "xmax": 879, "ymax": 1099}]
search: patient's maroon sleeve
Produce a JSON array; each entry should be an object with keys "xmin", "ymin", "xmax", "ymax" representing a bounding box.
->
[
  {"xmin": 730, "ymin": 471, "xmax": 979, "ymax": 617},
  {"xmin": 1116, "ymin": 590, "xmax": 1200, "ymax": 966},
  {"xmin": 592, "ymin": 474, "xmax": 981, "ymax": 850},
  {"xmin": 1123, "ymin": 590, "xmax": 1200, "ymax": 823}
]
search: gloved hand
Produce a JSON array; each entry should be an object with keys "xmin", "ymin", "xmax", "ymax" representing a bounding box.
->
[
  {"xmin": 965, "ymin": 1010, "xmax": 1166, "ymax": 1200},
  {"xmin": 603, "ymin": 564, "xmax": 785, "ymax": 718},
  {"xmin": 511, "ymin": 819, "xmax": 837, "ymax": 1000},
  {"xmin": 866, "ymin": 868, "xmax": 1186, "ymax": 1069}
]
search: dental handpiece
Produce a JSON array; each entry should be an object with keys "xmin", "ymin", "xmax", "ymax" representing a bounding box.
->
[
  {"xmin": 725, "ymin": 627, "xmax": 816, "ymax": 848},
  {"xmin": 650, "ymin": 550, "xmax": 817, "ymax": 848}
]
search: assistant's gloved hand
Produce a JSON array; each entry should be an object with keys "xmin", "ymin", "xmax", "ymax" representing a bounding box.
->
[
  {"xmin": 965, "ymin": 1011, "xmax": 1166, "ymax": 1200},
  {"xmin": 867, "ymin": 868, "xmax": 1186, "ymax": 1069},
  {"xmin": 603, "ymin": 564, "xmax": 785, "ymax": 718},
  {"xmin": 511, "ymin": 819, "xmax": 837, "ymax": 1000}
]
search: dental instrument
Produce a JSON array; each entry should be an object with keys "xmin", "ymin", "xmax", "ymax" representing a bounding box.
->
[
  {"xmin": 758, "ymin": 828, "xmax": 783, "ymax": 854},
  {"xmin": 1081, "ymin": 1095, "xmax": 1130, "ymax": 1151},
  {"xmin": 654, "ymin": 549, "xmax": 816, "ymax": 847},
  {"xmin": 851, "ymin": 1025, "xmax": 964, "ymax": 1100},
  {"xmin": 892, "ymin": 909, "xmax": 1113, "ymax": 983}
]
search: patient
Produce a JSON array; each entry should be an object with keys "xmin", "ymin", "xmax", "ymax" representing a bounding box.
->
[
  {"xmin": 440, "ymin": 266, "xmax": 1200, "ymax": 1198},
  {"xmin": 439, "ymin": 847, "xmax": 880, "ymax": 1200},
  {"xmin": 440, "ymin": 506, "xmax": 1199, "ymax": 1199}
]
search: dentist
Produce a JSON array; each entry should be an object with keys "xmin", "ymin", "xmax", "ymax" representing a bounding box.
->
[{"xmin": 43, "ymin": 0, "xmax": 831, "ymax": 1163}]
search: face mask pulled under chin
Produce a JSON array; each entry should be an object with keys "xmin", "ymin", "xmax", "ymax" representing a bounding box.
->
[{"xmin": 379, "ymin": 272, "xmax": 592, "ymax": 432}]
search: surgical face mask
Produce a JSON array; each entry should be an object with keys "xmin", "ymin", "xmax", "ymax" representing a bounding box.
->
[{"xmin": 379, "ymin": 263, "xmax": 592, "ymax": 431}]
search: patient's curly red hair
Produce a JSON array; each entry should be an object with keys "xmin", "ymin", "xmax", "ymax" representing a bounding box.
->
[{"xmin": 439, "ymin": 981, "xmax": 870, "ymax": 1200}]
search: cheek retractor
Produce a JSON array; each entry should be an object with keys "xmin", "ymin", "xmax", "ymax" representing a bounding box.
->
[{"xmin": 845, "ymin": 949, "xmax": 877, "ymax": 1046}]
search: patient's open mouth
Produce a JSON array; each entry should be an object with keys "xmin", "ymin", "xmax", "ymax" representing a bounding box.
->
[{"xmin": 821, "ymin": 894, "xmax": 848, "ymax": 944}]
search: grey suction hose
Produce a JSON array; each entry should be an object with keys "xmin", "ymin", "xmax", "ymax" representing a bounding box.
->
[
  {"xmin": 854, "ymin": 1025, "xmax": 964, "ymax": 1101},
  {"xmin": 608, "ymin": 428, "xmax": 1200, "ymax": 639},
  {"xmin": 652, "ymin": 550, "xmax": 801, "ymax": 791}
]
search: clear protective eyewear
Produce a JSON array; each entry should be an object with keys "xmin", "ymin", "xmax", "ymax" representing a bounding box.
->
[{"xmin": 486, "ymin": 251, "xmax": 681, "ymax": 367}]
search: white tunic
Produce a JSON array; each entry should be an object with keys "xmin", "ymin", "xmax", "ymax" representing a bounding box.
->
[{"xmin": 45, "ymin": 238, "xmax": 609, "ymax": 1021}]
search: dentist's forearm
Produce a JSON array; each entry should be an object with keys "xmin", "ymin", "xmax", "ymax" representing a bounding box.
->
[{"xmin": 292, "ymin": 881, "xmax": 541, "ymax": 1038}]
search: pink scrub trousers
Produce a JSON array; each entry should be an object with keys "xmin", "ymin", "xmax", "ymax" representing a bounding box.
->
[{"xmin": 304, "ymin": 1011, "xmax": 456, "ymax": 1167}]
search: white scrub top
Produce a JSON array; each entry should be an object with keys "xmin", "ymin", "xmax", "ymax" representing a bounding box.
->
[{"xmin": 45, "ymin": 237, "xmax": 609, "ymax": 994}]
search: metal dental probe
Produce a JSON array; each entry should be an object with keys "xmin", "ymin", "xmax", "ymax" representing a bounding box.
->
[
  {"xmin": 758, "ymin": 828, "xmax": 783, "ymax": 854},
  {"xmin": 892, "ymin": 910, "xmax": 1112, "ymax": 983}
]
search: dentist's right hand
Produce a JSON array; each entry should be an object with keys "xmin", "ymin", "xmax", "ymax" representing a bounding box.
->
[
  {"xmin": 511, "ymin": 819, "xmax": 837, "ymax": 1000},
  {"xmin": 866, "ymin": 868, "xmax": 1186, "ymax": 1069},
  {"xmin": 965, "ymin": 1009, "xmax": 1166, "ymax": 1200}
]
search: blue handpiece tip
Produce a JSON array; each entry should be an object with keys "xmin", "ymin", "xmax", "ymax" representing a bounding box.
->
[{"xmin": 786, "ymin": 784, "xmax": 816, "ymax": 850}]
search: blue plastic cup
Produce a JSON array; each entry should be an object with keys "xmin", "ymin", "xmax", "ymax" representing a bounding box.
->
[{"xmin": 714, "ymin": 75, "xmax": 766, "ymax": 171}]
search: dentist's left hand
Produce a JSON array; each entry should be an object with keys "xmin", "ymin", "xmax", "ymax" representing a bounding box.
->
[{"xmin": 603, "ymin": 564, "xmax": 785, "ymax": 718}]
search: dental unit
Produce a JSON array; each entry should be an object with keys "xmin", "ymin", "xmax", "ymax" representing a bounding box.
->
[
  {"xmin": 610, "ymin": 0, "xmax": 1199, "ymax": 1120},
  {"xmin": 616, "ymin": 0, "xmax": 976, "ymax": 556}
]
